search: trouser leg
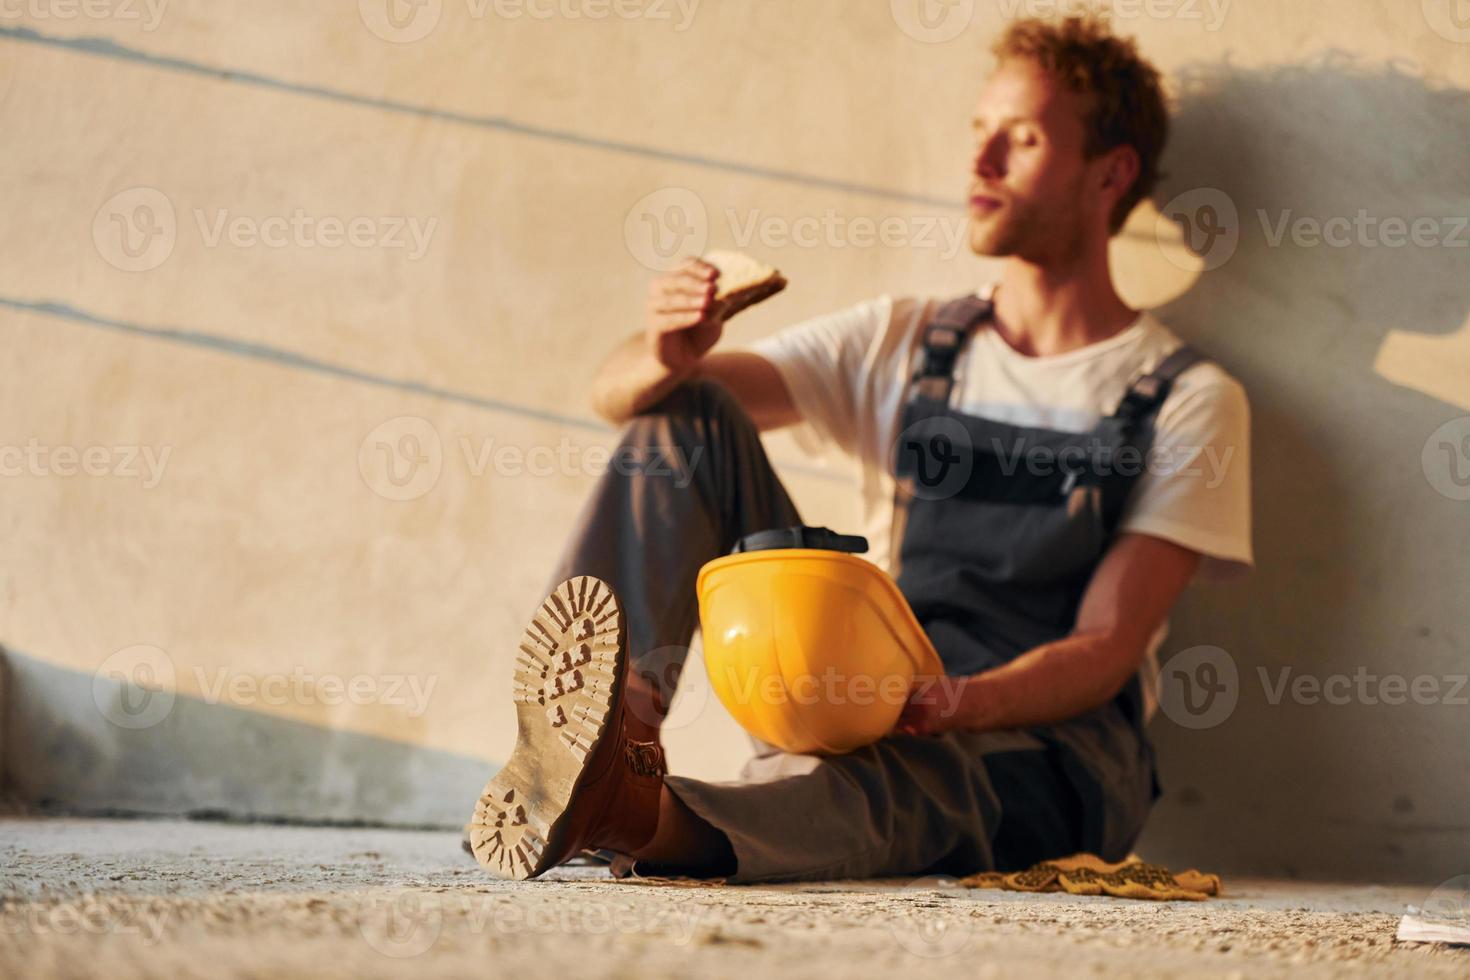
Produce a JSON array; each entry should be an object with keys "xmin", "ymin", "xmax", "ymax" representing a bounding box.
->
[
  {"xmin": 663, "ymin": 728, "xmax": 1094, "ymax": 883},
  {"xmin": 662, "ymin": 702, "xmax": 1160, "ymax": 883},
  {"xmin": 542, "ymin": 377, "xmax": 802, "ymax": 723}
]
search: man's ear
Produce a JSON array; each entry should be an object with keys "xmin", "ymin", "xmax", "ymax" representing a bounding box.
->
[{"xmin": 1099, "ymin": 144, "xmax": 1141, "ymax": 201}]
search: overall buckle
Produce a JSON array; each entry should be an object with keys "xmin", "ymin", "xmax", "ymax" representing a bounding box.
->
[{"xmin": 917, "ymin": 326, "xmax": 963, "ymax": 380}]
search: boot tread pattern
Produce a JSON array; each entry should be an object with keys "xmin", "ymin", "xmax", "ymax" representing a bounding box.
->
[{"xmin": 472, "ymin": 576, "xmax": 623, "ymax": 880}]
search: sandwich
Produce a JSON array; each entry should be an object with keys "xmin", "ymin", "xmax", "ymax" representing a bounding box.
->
[{"xmin": 702, "ymin": 250, "xmax": 787, "ymax": 319}]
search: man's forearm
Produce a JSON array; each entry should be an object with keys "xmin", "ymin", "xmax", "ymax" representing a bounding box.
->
[
  {"xmin": 950, "ymin": 632, "xmax": 1143, "ymax": 732},
  {"xmin": 591, "ymin": 332, "xmax": 695, "ymax": 425},
  {"xmin": 896, "ymin": 536, "xmax": 1198, "ymax": 739}
]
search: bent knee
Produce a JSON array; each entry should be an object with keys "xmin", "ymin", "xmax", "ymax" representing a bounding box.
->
[
  {"xmin": 621, "ymin": 377, "xmax": 755, "ymax": 448},
  {"xmin": 640, "ymin": 377, "xmax": 742, "ymax": 418}
]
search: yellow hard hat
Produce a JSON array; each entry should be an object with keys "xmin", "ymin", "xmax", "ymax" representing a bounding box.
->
[{"xmin": 696, "ymin": 528, "xmax": 945, "ymax": 755}]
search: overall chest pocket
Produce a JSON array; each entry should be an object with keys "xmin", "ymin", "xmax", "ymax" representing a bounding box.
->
[
  {"xmin": 998, "ymin": 488, "xmax": 1110, "ymax": 586},
  {"xmin": 894, "ymin": 413, "xmax": 1118, "ymax": 588}
]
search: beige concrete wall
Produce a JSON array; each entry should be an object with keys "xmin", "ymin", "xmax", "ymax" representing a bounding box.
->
[{"xmin": 0, "ymin": 1, "xmax": 1465, "ymax": 879}]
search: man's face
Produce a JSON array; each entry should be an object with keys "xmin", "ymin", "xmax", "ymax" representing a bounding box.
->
[{"xmin": 968, "ymin": 57, "xmax": 1106, "ymax": 262}]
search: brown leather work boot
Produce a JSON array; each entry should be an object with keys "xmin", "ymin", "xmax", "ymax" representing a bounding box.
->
[{"xmin": 469, "ymin": 576, "xmax": 667, "ymax": 880}]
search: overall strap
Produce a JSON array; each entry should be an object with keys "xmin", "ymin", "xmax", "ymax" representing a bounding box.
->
[
  {"xmin": 1111, "ymin": 344, "xmax": 1208, "ymax": 432},
  {"xmin": 1055, "ymin": 345, "xmax": 1209, "ymax": 501},
  {"xmin": 1079, "ymin": 343, "xmax": 1211, "ymax": 522},
  {"xmin": 910, "ymin": 294, "xmax": 995, "ymax": 406}
]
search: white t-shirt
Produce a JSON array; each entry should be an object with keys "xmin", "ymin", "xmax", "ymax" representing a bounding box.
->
[
  {"xmin": 748, "ymin": 288, "xmax": 1254, "ymax": 717},
  {"xmin": 748, "ymin": 288, "xmax": 1254, "ymax": 582}
]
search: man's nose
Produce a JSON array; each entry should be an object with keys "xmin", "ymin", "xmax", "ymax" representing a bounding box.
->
[{"xmin": 973, "ymin": 136, "xmax": 1005, "ymax": 180}]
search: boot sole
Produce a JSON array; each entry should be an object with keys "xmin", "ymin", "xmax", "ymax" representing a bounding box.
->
[{"xmin": 469, "ymin": 576, "xmax": 624, "ymax": 880}]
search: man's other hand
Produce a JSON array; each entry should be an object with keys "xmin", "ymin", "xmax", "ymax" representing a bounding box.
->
[{"xmin": 893, "ymin": 674, "xmax": 971, "ymax": 736}]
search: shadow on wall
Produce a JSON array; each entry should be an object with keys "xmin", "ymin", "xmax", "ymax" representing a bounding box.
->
[
  {"xmin": 0, "ymin": 647, "xmax": 491, "ymax": 828},
  {"xmin": 1137, "ymin": 55, "xmax": 1470, "ymax": 882}
]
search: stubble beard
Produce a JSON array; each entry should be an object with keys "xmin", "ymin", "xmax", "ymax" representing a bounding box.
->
[{"xmin": 967, "ymin": 197, "xmax": 1089, "ymax": 264}]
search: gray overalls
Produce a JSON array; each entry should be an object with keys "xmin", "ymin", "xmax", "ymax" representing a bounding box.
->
[
  {"xmin": 541, "ymin": 293, "xmax": 1206, "ymax": 883},
  {"xmin": 893, "ymin": 293, "xmax": 1205, "ymax": 866}
]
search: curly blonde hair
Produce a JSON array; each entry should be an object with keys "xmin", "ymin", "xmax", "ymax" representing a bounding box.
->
[{"xmin": 993, "ymin": 14, "xmax": 1169, "ymax": 234}]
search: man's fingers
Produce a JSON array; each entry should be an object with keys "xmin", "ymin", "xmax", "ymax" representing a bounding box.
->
[
  {"xmin": 652, "ymin": 299, "xmax": 709, "ymax": 316},
  {"xmin": 679, "ymin": 262, "xmax": 718, "ymax": 284},
  {"xmin": 658, "ymin": 282, "xmax": 714, "ymax": 305},
  {"xmin": 649, "ymin": 276, "xmax": 714, "ymax": 307},
  {"xmin": 652, "ymin": 267, "xmax": 714, "ymax": 289},
  {"xmin": 673, "ymin": 269, "xmax": 718, "ymax": 296},
  {"xmin": 678, "ymin": 257, "xmax": 719, "ymax": 280}
]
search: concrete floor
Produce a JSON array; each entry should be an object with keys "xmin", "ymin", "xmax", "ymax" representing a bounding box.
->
[{"xmin": 1, "ymin": 817, "xmax": 1465, "ymax": 979}]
